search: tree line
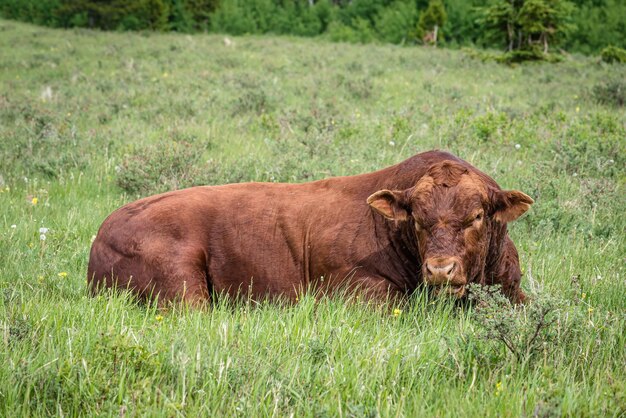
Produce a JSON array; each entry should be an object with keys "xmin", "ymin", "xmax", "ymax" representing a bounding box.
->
[{"xmin": 0, "ymin": 0, "xmax": 624, "ymax": 56}]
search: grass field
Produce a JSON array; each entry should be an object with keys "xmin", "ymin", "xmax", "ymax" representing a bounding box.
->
[{"xmin": 1, "ymin": 20, "xmax": 625, "ymax": 417}]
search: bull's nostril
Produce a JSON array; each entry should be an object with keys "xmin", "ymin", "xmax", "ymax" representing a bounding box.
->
[{"xmin": 445, "ymin": 263, "xmax": 455, "ymax": 276}]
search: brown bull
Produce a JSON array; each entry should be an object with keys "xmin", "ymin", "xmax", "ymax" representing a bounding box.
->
[{"xmin": 88, "ymin": 151, "xmax": 533, "ymax": 305}]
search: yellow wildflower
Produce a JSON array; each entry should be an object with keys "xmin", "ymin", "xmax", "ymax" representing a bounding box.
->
[
  {"xmin": 495, "ymin": 381, "xmax": 503, "ymax": 395},
  {"xmin": 588, "ymin": 307, "xmax": 594, "ymax": 314},
  {"xmin": 31, "ymin": 197, "xmax": 38, "ymax": 205},
  {"xmin": 155, "ymin": 315, "xmax": 164, "ymax": 322},
  {"xmin": 393, "ymin": 308, "xmax": 402, "ymax": 317},
  {"xmin": 581, "ymin": 293, "xmax": 586, "ymax": 299},
  {"xmin": 58, "ymin": 272, "xmax": 68, "ymax": 278}
]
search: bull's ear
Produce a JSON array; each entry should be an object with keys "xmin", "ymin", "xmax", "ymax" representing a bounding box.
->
[
  {"xmin": 367, "ymin": 190, "xmax": 409, "ymax": 221},
  {"xmin": 492, "ymin": 190, "xmax": 534, "ymax": 223}
]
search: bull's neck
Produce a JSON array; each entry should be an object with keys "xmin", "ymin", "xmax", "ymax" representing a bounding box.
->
[
  {"xmin": 367, "ymin": 210, "xmax": 422, "ymax": 293},
  {"xmin": 485, "ymin": 222, "xmax": 508, "ymax": 279}
]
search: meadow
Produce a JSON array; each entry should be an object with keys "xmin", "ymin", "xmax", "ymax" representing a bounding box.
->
[{"xmin": 0, "ymin": 20, "xmax": 625, "ymax": 416}]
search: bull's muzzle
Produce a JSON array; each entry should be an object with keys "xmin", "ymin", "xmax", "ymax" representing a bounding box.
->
[{"xmin": 424, "ymin": 257, "xmax": 466, "ymax": 298}]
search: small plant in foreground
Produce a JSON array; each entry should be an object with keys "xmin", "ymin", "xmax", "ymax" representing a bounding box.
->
[{"xmin": 467, "ymin": 284, "xmax": 563, "ymax": 363}]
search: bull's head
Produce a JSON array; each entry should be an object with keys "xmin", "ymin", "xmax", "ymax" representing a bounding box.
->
[{"xmin": 367, "ymin": 160, "xmax": 533, "ymax": 297}]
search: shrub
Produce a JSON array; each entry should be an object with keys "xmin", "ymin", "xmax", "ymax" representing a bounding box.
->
[
  {"xmin": 168, "ymin": 0, "xmax": 195, "ymax": 32},
  {"xmin": 467, "ymin": 285, "xmax": 574, "ymax": 364},
  {"xmin": 182, "ymin": 0, "xmax": 218, "ymax": 31},
  {"xmin": 55, "ymin": 0, "xmax": 170, "ymax": 31},
  {"xmin": 565, "ymin": 0, "xmax": 626, "ymax": 54},
  {"xmin": 478, "ymin": 0, "xmax": 576, "ymax": 61},
  {"xmin": 600, "ymin": 45, "xmax": 626, "ymax": 64},
  {"xmin": 592, "ymin": 79, "xmax": 625, "ymax": 107},
  {"xmin": 327, "ymin": 17, "xmax": 376, "ymax": 44},
  {"xmin": 0, "ymin": 0, "xmax": 62, "ymax": 27},
  {"xmin": 374, "ymin": 0, "xmax": 417, "ymax": 44},
  {"xmin": 116, "ymin": 140, "xmax": 213, "ymax": 195},
  {"xmin": 416, "ymin": 0, "xmax": 447, "ymax": 45}
]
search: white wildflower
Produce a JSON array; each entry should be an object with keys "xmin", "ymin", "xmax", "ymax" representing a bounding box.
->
[
  {"xmin": 39, "ymin": 227, "xmax": 49, "ymax": 234},
  {"xmin": 515, "ymin": 144, "xmax": 521, "ymax": 150},
  {"xmin": 41, "ymin": 86, "xmax": 53, "ymax": 101},
  {"xmin": 40, "ymin": 234, "xmax": 46, "ymax": 241}
]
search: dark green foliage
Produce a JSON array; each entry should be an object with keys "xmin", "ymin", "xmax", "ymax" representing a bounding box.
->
[
  {"xmin": 211, "ymin": 0, "xmax": 329, "ymax": 36},
  {"xmin": 416, "ymin": 0, "xmax": 447, "ymax": 45},
  {"xmin": 168, "ymin": 0, "xmax": 195, "ymax": 32},
  {"xmin": 564, "ymin": 0, "xmax": 626, "ymax": 54},
  {"xmin": 600, "ymin": 45, "xmax": 626, "ymax": 63},
  {"xmin": 0, "ymin": 0, "xmax": 61, "ymax": 26},
  {"xmin": 327, "ymin": 17, "xmax": 377, "ymax": 44},
  {"xmin": 478, "ymin": 0, "xmax": 576, "ymax": 60},
  {"xmin": 374, "ymin": 1, "xmax": 417, "ymax": 44},
  {"xmin": 183, "ymin": 0, "xmax": 218, "ymax": 30},
  {"xmin": 53, "ymin": 0, "xmax": 171, "ymax": 31},
  {"xmin": 442, "ymin": 0, "xmax": 483, "ymax": 47},
  {"xmin": 0, "ymin": 0, "xmax": 624, "ymax": 54}
]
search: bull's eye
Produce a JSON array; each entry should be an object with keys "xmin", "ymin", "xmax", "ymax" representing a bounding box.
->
[{"xmin": 465, "ymin": 212, "xmax": 484, "ymax": 228}]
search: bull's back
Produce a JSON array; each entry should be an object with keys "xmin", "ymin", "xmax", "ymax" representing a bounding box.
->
[{"xmin": 87, "ymin": 182, "xmax": 352, "ymax": 300}]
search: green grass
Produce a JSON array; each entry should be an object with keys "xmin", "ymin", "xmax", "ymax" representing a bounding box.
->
[{"xmin": 1, "ymin": 20, "xmax": 625, "ymax": 417}]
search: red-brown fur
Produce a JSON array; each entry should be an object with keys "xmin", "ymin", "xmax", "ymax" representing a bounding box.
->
[{"xmin": 88, "ymin": 151, "xmax": 532, "ymax": 305}]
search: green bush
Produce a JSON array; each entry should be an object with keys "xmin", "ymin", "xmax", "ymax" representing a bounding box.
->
[
  {"xmin": 55, "ymin": 0, "xmax": 170, "ymax": 31},
  {"xmin": 467, "ymin": 285, "xmax": 571, "ymax": 363},
  {"xmin": 374, "ymin": 0, "xmax": 417, "ymax": 44},
  {"xmin": 416, "ymin": 0, "xmax": 447, "ymax": 45},
  {"xmin": 0, "ymin": 0, "xmax": 61, "ymax": 26},
  {"xmin": 327, "ymin": 17, "xmax": 376, "ymax": 44},
  {"xmin": 168, "ymin": 0, "xmax": 195, "ymax": 32},
  {"xmin": 478, "ymin": 0, "xmax": 575, "ymax": 61},
  {"xmin": 591, "ymin": 79, "xmax": 625, "ymax": 107},
  {"xmin": 182, "ymin": 0, "xmax": 218, "ymax": 31},
  {"xmin": 601, "ymin": 45, "xmax": 626, "ymax": 63},
  {"xmin": 565, "ymin": 0, "xmax": 626, "ymax": 54},
  {"xmin": 116, "ymin": 140, "xmax": 213, "ymax": 195}
]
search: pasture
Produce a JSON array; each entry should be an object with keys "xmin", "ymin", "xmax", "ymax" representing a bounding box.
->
[{"xmin": 0, "ymin": 20, "xmax": 625, "ymax": 416}]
